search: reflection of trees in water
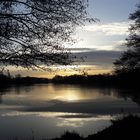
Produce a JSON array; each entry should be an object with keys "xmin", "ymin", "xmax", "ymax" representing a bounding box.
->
[
  {"xmin": 0, "ymin": 84, "xmax": 140, "ymax": 106},
  {"xmin": 124, "ymin": 91, "xmax": 140, "ymax": 105},
  {"xmin": 101, "ymin": 88, "xmax": 140, "ymax": 105},
  {"xmin": 0, "ymin": 94, "xmax": 2, "ymax": 104},
  {"xmin": 0, "ymin": 85, "xmax": 35, "ymax": 104},
  {"xmin": 0, "ymin": 89, "xmax": 9, "ymax": 104},
  {"xmin": 115, "ymin": 89, "xmax": 140, "ymax": 105},
  {"xmin": 77, "ymin": 86, "xmax": 140, "ymax": 105},
  {"xmin": 36, "ymin": 85, "xmax": 140, "ymax": 106},
  {"xmin": 0, "ymin": 86, "xmax": 9, "ymax": 104},
  {"xmin": 12, "ymin": 85, "xmax": 34, "ymax": 95}
]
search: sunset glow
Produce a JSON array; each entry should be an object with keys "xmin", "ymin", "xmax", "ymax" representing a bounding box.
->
[{"xmin": 0, "ymin": 0, "xmax": 140, "ymax": 140}]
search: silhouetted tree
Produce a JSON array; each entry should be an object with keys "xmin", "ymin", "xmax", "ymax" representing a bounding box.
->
[
  {"xmin": 114, "ymin": 3, "xmax": 140, "ymax": 74},
  {"xmin": 0, "ymin": 0, "xmax": 92, "ymax": 69}
]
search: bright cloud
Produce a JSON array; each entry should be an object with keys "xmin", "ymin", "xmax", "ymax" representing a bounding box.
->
[{"xmin": 83, "ymin": 22, "xmax": 130, "ymax": 36}]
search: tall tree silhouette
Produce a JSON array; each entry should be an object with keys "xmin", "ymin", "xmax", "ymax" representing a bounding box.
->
[
  {"xmin": 114, "ymin": 4, "xmax": 140, "ymax": 74},
  {"xmin": 0, "ymin": 0, "xmax": 92, "ymax": 69}
]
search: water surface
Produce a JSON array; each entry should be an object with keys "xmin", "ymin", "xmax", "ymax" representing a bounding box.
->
[{"xmin": 0, "ymin": 84, "xmax": 140, "ymax": 140}]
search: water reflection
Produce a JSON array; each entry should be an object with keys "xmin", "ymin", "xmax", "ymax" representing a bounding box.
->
[
  {"xmin": 0, "ymin": 111, "xmax": 112, "ymax": 140},
  {"xmin": 0, "ymin": 84, "xmax": 118, "ymax": 104},
  {"xmin": 0, "ymin": 84, "xmax": 139, "ymax": 114},
  {"xmin": 0, "ymin": 84, "xmax": 140, "ymax": 139},
  {"xmin": 0, "ymin": 84, "xmax": 140, "ymax": 114},
  {"xmin": 56, "ymin": 114, "xmax": 112, "ymax": 128}
]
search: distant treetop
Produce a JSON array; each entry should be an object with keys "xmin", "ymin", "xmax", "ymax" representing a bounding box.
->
[{"xmin": 114, "ymin": 3, "xmax": 140, "ymax": 74}]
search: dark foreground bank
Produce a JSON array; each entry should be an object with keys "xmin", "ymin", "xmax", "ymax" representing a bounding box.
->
[{"xmin": 51, "ymin": 115, "xmax": 140, "ymax": 140}]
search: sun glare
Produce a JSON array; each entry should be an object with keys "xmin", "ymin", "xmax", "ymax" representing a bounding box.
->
[
  {"xmin": 66, "ymin": 94, "xmax": 79, "ymax": 101},
  {"xmin": 54, "ymin": 91, "xmax": 79, "ymax": 102}
]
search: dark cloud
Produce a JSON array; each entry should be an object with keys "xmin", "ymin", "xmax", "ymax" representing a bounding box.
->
[{"xmin": 74, "ymin": 50, "xmax": 122, "ymax": 67}]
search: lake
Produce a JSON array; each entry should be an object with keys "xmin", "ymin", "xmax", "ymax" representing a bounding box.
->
[{"xmin": 0, "ymin": 84, "xmax": 140, "ymax": 140}]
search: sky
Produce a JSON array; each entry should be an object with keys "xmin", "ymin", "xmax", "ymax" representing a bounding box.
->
[{"xmin": 10, "ymin": 0, "xmax": 139, "ymax": 78}]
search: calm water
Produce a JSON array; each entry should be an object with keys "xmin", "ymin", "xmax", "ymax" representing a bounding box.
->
[{"xmin": 0, "ymin": 84, "xmax": 140, "ymax": 140}]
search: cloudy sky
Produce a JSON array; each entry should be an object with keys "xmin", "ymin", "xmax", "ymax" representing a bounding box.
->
[
  {"xmin": 11, "ymin": 0, "xmax": 139, "ymax": 78},
  {"xmin": 74, "ymin": 0, "xmax": 138, "ymax": 51}
]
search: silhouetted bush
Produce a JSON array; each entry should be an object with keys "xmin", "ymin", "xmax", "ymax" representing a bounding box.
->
[{"xmin": 87, "ymin": 115, "xmax": 140, "ymax": 140}]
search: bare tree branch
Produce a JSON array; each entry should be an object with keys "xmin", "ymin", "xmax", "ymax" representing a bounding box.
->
[{"xmin": 0, "ymin": 0, "xmax": 93, "ymax": 70}]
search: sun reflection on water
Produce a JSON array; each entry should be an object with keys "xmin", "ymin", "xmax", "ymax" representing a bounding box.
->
[{"xmin": 54, "ymin": 92, "xmax": 79, "ymax": 102}]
